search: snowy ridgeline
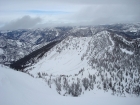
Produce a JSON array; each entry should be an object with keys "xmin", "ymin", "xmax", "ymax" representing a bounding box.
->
[
  {"xmin": 1, "ymin": 23, "xmax": 140, "ymax": 65},
  {"xmin": 0, "ymin": 65, "xmax": 140, "ymax": 105},
  {"xmin": 21, "ymin": 31, "xmax": 140, "ymax": 97}
]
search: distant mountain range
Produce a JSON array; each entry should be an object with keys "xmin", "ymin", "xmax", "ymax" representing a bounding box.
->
[
  {"xmin": 1, "ymin": 23, "xmax": 140, "ymax": 97},
  {"xmin": 0, "ymin": 23, "xmax": 140, "ymax": 65}
]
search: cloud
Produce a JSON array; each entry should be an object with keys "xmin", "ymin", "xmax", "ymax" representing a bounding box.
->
[
  {"xmin": 1, "ymin": 15, "xmax": 42, "ymax": 30},
  {"xmin": 68, "ymin": 3, "xmax": 140, "ymax": 25},
  {"xmin": 49, "ymin": 0, "xmax": 140, "ymax": 5},
  {"xmin": 0, "ymin": 0, "xmax": 140, "ymax": 29}
]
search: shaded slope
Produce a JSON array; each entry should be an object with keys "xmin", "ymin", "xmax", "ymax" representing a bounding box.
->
[{"xmin": 10, "ymin": 40, "xmax": 61, "ymax": 71}]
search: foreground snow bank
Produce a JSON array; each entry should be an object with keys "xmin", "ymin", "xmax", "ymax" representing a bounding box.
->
[
  {"xmin": 0, "ymin": 65, "xmax": 140, "ymax": 105},
  {"xmin": 0, "ymin": 65, "xmax": 58, "ymax": 105}
]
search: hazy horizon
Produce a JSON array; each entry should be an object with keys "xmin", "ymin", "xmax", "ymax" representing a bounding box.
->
[{"xmin": 0, "ymin": 0, "xmax": 140, "ymax": 30}]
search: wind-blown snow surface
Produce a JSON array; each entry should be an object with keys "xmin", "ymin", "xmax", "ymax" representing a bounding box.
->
[
  {"xmin": 0, "ymin": 66, "xmax": 140, "ymax": 105},
  {"xmin": 0, "ymin": 65, "xmax": 59, "ymax": 105}
]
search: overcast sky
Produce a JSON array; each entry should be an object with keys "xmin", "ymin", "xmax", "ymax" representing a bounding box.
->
[{"xmin": 0, "ymin": 0, "xmax": 140, "ymax": 30}]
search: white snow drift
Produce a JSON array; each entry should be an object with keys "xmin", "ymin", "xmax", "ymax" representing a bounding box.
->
[{"xmin": 0, "ymin": 65, "xmax": 140, "ymax": 105}]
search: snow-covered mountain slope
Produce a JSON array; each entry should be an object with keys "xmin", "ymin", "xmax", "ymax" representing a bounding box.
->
[
  {"xmin": 24, "ymin": 30, "xmax": 140, "ymax": 76},
  {"xmin": 1, "ymin": 65, "xmax": 140, "ymax": 105},
  {"xmin": 25, "ymin": 36, "xmax": 92, "ymax": 76},
  {"xmin": 12, "ymin": 30, "xmax": 139, "ymax": 97}
]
